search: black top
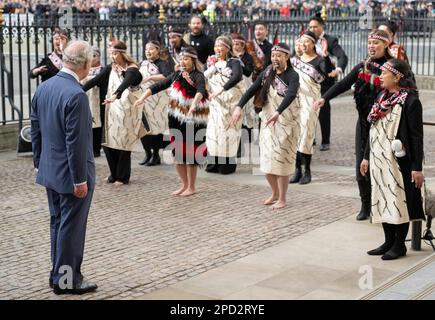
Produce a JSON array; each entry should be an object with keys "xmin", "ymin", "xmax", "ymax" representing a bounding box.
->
[
  {"xmin": 322, "ymin": 57, "xmax": 388, "ymax": 111},
  {"xmin": 82, "ymin": 65, "xmax": 142, "ymax": 99},
  {"xmin": 30, "ymin": 53, "xmax": 62, "ymax": 82},
  {"xmin": 364, "ymin": 91, "xmax": 423, "ymax": 171},
  {"xmin": 115, "ymin": 68, "xmax": 143, "ymax": 98},
  {"xmin": 323, "ymin": 34, "xmax": 349, "ymax": 72},
  {"xmin": 303, "ymin": 55, "xmax": 335, "ymax": 79},
  {"xmin": 323, "ymin": 56, "xmax": 388, "ymax": 153},
  {"xmin": 186, "ymin": 32, "xmax": 214, "ymax": 64},
  {"xmin": 142, "ymin": 58, "xmax": 172, "ymax": 77},
  {"xmin": 257, "ymin": 39, "xmax": 273, "ymax": 68},
  {"xmin": 82, "ymin": 64, "xmax": 111, "ymax": 96},
  {"xmin": 208, "ymin": 58, "xmax": 243, "ymax": 91},
  {"xmin": 238, "ymin": 67, "xmax": 299, "ymax": 114},
  {"xmin": 150, "ymin": 70, "xmax": 207, "ymax": 98},
  {"xmin": 239, "ymin": 52, "xmax": 254, "ymax": 77}
]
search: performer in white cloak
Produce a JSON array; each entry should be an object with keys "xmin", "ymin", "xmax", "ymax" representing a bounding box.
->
[
  {"xmin": 232, "ymin": 34, "xmax": 257, "ymax": 158},
  {"xmin": 205, "ymin": 36, "xmax": 244, "ymax": 175},
  {"xmin": 289, "ymin": 31, "xmax": 334, "ymax": 185},
  {"xmin": 232, "ymin": 43, "xmax": 301, "ymax": 210},
  {"xmin": 138, "ymin": 40, "xmax": 171, "ymax": 166},
  {"xmin": 100, "ymin": 41, "xmax": 145, "ymax": 186},
  {"xmin": 81, "ymin": 47, "xmax": 105, "ymax": 157}
]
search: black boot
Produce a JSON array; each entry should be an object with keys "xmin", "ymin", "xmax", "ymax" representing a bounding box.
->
[
  {"xmin": 356, "ymin": 179, "xmax": 371, "ymax": 220},
  {"xmin": 367, "ymin": 223, "xmax": 396, "ymax": 255},
  {"xmin": 382, "ymin": 223, "xmax": 409, "ymax": 260},
  {"xmin": 139, "ymin": 147, "xmax": 152, "ymax": 165},
  {"xmin": 299, "ymin": 153, "xmax": 312, "ymax": 185},
  {"xmin": 289, "ymin": 152, "xmax": 302, "ymax": 184},
  {"xmin": 206, "ymin": 156, "xmax": 219, "ymax": 173},
  {"xmin": 146, "ymin": 149, "xmax": 161, "ymax": 166}
]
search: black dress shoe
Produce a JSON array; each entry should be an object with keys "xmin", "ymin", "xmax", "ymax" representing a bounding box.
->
[
  {"xmin": 381, "ymin": 246, "xmax": 407, "ymax": 260},
  {"xmin": 53, "ymin": 280, "xmax": 98, "ymax": 295},
  {"xmin": 319, "ymin": 144, "xmax": 330, "ymax": 151},
  {"xmin": 49, "ymin": 279, "xmax": 53, "ymax": 289},
  {"xmin": 205, "ymin": 164, "xmax": 219, "ymax": 173},
  {"xmin": 367, "ymin": 243, "xmax": 393, "ymax": 256}
]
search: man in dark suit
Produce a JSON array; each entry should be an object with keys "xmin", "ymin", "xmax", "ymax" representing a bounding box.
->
[
  {"xmin": 254, "ymin": 21, "xmax": 273, "ymax": 69},
  {"xmin": 309, "ymin": 16, "xmax": 348, "ymax": 151},
  {"xmin": 31, "ymin": 40, "xmax": 97, "ymax": 295}
]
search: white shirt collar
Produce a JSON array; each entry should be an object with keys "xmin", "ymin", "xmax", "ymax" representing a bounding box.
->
[
  {"xmin": 319, "ymin": 31, "xmax": 326, "ymax": 40},
  {"xmin": 60, "ymin": 67, "xmax": 80, "ymax": 83}
]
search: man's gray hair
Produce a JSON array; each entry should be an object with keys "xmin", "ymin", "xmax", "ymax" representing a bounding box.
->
[{"xmin": 63, "ymin": 40, "xmax": 93, "ymax": 69}]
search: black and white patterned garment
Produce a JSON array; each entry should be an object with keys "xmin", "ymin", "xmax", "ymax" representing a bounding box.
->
[
  {"xmin": 104, "ymin": 67, "xmax": 146, "ymax": 151},
  {"xmin": 291, "ymin": 56, "xmax": 331, "ymax": 155},
  {"xmin": 205, "ymin": 58, "xmax": 244, "ymax": 159},
  {"xmin": 139, "ymin": 59, "xmax": 171, "ymax": 135},
  {"xmin": 238, "ymin": 65, "xmax": 301, "ymax": 176},
  {"xmin": 82, "ymin": 66, "xmax": 103, "ymax": 128}
]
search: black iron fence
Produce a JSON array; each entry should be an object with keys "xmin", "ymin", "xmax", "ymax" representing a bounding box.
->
[{"xmin": 1, "ymin": 13, "xmax": 435, "ymax": 125}]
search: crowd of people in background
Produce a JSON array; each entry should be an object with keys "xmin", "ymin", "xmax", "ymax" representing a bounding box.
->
[{"xmin": 3, "ymin": 0, "xmax": 435, "ymax": 20}]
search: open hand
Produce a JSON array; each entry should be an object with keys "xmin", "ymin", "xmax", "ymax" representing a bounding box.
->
[
  {"xmin": 360, "ymin": 159, "xmax": 369, "ymax": 176},
  {"xmin": 265, "ymin": 111, "xmax": 280, "ymax": 126},
  {"xmin": 313, "ymin": 98, "xmax": 325, "ymax": 111},
  {"xmin": 412, "ymin": 171, "xmax": 424, "ymax": 188},
  {"xmin": 231, "ymin": 107, "xmax": 243, "ymax": 126},
  {"xmin": 103, "ymin": 94, "xmax": 117, "ymax": 105}
]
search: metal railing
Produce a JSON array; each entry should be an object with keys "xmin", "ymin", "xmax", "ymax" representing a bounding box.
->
[{"xmin": 1, "ymin": 13, "xmax": 435, "ymax": 125}]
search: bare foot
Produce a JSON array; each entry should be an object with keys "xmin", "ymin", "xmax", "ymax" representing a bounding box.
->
[
  {"xmin": 180, "ymin": 188, "xmax": 196, "ymax": 196},
  {"xmin": 172, "ymin": 186, "xmax": 187, "ymax": 195},
  {"xmin": 271, "ymin": 201, "xmax": 287, "ymax": 210},
  {"xmin": 113, "ymin": 181, "xmax": 125, "ymax": 187},
  {"xmin": 263, "ymin": 195, "xmax": 278, "ymax": 205}
]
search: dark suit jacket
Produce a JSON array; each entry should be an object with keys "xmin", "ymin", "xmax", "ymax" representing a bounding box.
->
[
  {"xmin": 30, "ymin": 71, "xmax": 96, "ymax": 194},
  {"xmin": 324, "ymin": 34, "xmax": 348, "ymax": 73}
]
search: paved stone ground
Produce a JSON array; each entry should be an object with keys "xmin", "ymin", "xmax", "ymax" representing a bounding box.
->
[{"xmin": 0, "ymin": 91, "xmax": 434, "ymax": 300}]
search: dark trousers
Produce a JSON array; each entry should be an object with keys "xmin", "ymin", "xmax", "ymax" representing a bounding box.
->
[
  {"xmin": 355, "ymin": 120, "xmax": 371, "ymax": 207},
  {"xmin": 46, "ymin": 187, "xmax": 94, "ymax": 286},
  {"xmin": 318, "ymin": 101, "xmax": 331, "ymax": 145},
  {"xmin": 141, "ymin": 134, "xmax": 165, "ymax": 150},
  {"xmin": 92, "ymin": 127, "xmax": 102, "ymax": 155},
  {"xmin": 103, "ymin": 146, "xmax": 131, "ymax": 184},
  {"xmin": 319, "ymin": 82, "xmax": 333, "ymax": 145},
  {"xmin": 93, "ymin": 105, "xmax": 105, "ymax": 155}
]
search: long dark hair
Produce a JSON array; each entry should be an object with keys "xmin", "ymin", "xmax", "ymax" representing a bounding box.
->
[
  {"xmin": 387, "ymin": 58, "xmax": 418, "ymax": 93},
  {"xmin": 378, "ymin": 20, "xmax": 399, "ymax": 37},
  {"xmin": 256, "ymin": 43, "xmax": 291, "ymax": 106}
]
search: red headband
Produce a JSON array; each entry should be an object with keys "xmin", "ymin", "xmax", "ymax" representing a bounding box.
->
[
  {"xmin": 180, "ymin": 51, "xmax": 198, "ymax": 59},
  {"xmin": 381, "ymin": 62, "xmax": 404, "ymax": 78},
  {"xmin": 272, "ymin": 45, "xmax": 291, "ymax": 55},
  {"xmin": 368, "ymin": 33, "xmax": 389, "ymax": 43}
]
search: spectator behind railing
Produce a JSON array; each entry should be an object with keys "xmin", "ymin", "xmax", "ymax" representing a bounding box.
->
[{"xmin": 3, "ymin": 0, "xmax": 435, "ymax": 21}]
